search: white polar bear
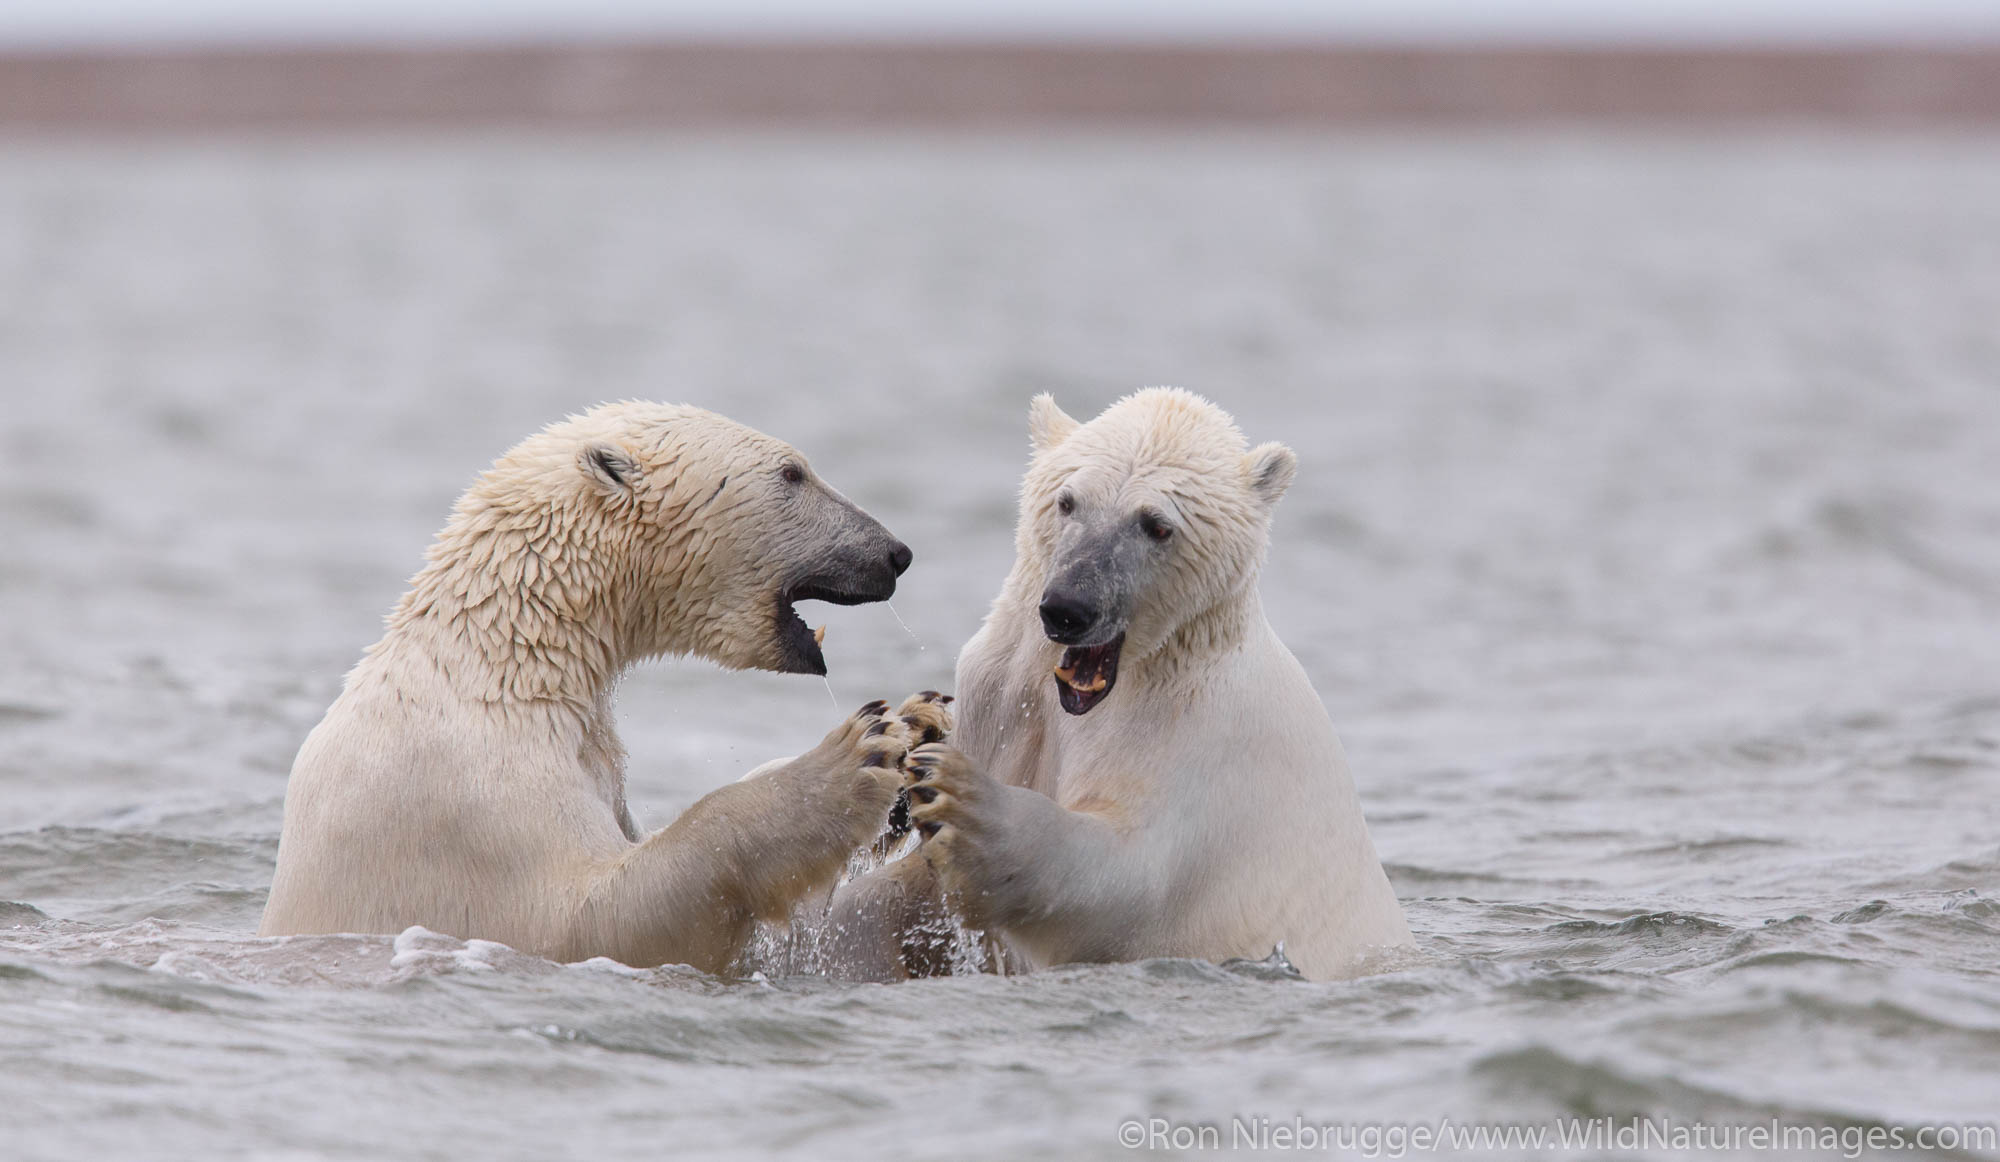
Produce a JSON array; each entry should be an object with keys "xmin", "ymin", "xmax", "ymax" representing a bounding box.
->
[
  {"xmin": 259, "ymin": 401, "xmax": 949, "ymax": 973},
  {"xmin": 902, "ymin": 389, "xmax": 1412, "ymax": 980}
]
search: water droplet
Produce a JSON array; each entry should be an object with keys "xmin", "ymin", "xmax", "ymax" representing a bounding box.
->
[{"xmin": 885, "ymin": 601, "xmax": 925, "ymax": 651}]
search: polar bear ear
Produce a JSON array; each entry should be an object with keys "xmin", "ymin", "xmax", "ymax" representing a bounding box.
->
[
  {"xmin": 1027, "ymin": 393, "xmax": 1081, "ymax": 454},
  {"xmin": 578, "ymin": 442, "xmax": 644, "ymax": 495},
  {"xmin": 1244, "ymin": 442, "xmax": 1297, "ymax": 508}
]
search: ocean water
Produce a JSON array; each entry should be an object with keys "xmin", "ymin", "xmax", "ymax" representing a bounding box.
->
[{"xmin": 2, "ymin": 133, "xmax": 1998, "ymax": 1160}]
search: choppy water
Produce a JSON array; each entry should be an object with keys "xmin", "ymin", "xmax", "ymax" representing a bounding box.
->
[{"xmin": 2, "ymin": 133, "xmax": 1999, "ymax": 1160}]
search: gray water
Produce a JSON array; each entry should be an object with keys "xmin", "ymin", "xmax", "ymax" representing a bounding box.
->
[{"xmin": 2, "ymin": 134, "xmax": 1998, "ymax": 1160}]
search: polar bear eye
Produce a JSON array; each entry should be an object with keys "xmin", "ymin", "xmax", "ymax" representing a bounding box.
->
[
  {"xmin": 1139, "ymin": 512, "xmax": 1173, "ymax": 542},
  {"xmin": 779, "ymin": 463, "xmax": 805, "ymax": 486},
  {"xmin": 1056, "ymin": 493, "xmax": 1075, "ymax": 517}
]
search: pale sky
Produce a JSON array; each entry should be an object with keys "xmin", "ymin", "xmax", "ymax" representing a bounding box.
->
[{"xmin": 3, "ymin": 0, "xmax": 1998, "ymax": 49}]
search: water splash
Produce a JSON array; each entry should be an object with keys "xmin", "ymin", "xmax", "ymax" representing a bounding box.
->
[
  {"xmin": 821, "ymin": 676, "xmax": 840, "ymax": 713},
  {"xmin": 736, "ymin": 841, "xmax": 993, "ymax": 980}
]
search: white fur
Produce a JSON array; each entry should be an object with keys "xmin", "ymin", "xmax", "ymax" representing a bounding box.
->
[
  {"xmin": 929, "ymin": 388, "xmax": 1412, "ymax": 979},
  {"xmin": 259, "ymin": 402, "xmax": 907, "ymax": 972}
]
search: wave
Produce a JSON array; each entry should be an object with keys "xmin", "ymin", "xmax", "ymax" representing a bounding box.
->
[
  {"xmin": 1867, "ymin": 850, "xmax": 2000, "ymax": 896},
  {"xmin": 0, "ymin": 826, "xmax": 274, "ymax": 927},
  {"xmin": 1469, "ymin": 1042, "xmax": 1962, "ymax": 1133},
  {"xmin": 1725, "ymin": 492, "xmax": 2000, "ymax": 598},
  {"xmin": 0, "ymin": 918, "xmax": 720, "ymax": 996}
]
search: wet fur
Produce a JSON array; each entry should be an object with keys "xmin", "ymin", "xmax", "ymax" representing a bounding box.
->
[
  {"xmin": 900, "ymin": 389, "xmax": 1413, "ymax": 980},
  {"xmin": 260, "ymin": 402, "xmax": 918, "ymax": 972}
]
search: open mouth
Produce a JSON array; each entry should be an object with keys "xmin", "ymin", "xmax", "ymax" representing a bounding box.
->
[
  {"xmin": 1053, "ymin": 633, "xmax": 1124, "ymax": 716},
  {"xmin": 775, "ymin": 577, "xmax": 894, "ymax": 675}
]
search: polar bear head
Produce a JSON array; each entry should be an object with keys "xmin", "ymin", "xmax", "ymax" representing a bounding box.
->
[
  {"xmin": 1016, "ymin": 388, "xmax": 1294, "ymax": 715},
  {"xmin": 403, "ymin": 401, "xmax": 910, "ymax": 692}
]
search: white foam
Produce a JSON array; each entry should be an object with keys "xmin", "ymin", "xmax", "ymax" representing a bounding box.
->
[
  {"xmin": 388, "ymin": 925, "xmax": 496, "ymax": 973},
  {"xmin": 568, "ymin": 955, "xmax": 649, "ymax": 977}
]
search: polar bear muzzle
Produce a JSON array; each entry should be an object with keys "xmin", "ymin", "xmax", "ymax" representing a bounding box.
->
[
  {"xmin": 1053, "ymin": 634, "xmax": 1124, "ymax": 715},
  {"xmin": 768, "ymin": 509, "xmax": 913, "ymax": 676},
  {"xmin": 1038, "ymin": 526, "xmax": 1146, "ymax": 714}
]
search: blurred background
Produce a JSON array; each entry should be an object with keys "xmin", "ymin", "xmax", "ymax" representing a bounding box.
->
[
  {"xmin": 3, "ymin": 4, "xmax": 2000, "ymax": 1161},
  {"xmin": 4, "ymin": 0, "xmax": 2000, "ymax": 127}
]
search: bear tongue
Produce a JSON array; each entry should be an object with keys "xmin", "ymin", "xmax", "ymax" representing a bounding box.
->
[
  {"xmin": 1053, "ymin": 634, "xmax": 1123, "ymax": 716},
  {"xmin": 1053, "ymin": 650, "xmax": 1108, "ymax": 693}
]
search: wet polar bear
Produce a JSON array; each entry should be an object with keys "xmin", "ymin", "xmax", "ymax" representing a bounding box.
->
[
  {"xmin": 898, "ymin": 389, "xmax": 1411, "ymax": 979},
  {"xmin": 260, "ymin": 401, "xmax": 948, "ymax": 973}
]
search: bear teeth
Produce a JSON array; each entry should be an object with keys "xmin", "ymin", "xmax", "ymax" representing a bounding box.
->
[
  {"xmin": 1051, "ymin": 664, "xmax": 1105, "ymax": 694},
  {"xmin": 813, "ymin": 625, "xmax": 827, "ymax": 647}
]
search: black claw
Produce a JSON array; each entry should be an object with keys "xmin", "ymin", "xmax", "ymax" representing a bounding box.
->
[
  {"xmin": 864, "ymin": 720, "xmax": 890, "ymax": 737},
  {"xmin": 908, "ymin": 785, "xmax": 938, "ymax": 804},
  {"xmin": 918, "ymin": 821, "xmax": 941, "ymax": 840},
  {"xmin": 919, "ymin": 690, "xmax": 941, "ymax": 701},
  {"xmin": 939, "ymin": 694, "xmax": 955, "ymax": 705},
  {"xmin": 858, "ymin": 699, "xmax": 889, "ymax": 716}
]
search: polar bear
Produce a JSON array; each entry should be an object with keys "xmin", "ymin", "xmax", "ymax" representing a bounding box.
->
[
  {"xmin": 259, "ymin": 401, "xmax": 948, "ymax": 973},
  {"xmin": 893, "ymin": 389, "xmax": 1411, "ymax": 980}
]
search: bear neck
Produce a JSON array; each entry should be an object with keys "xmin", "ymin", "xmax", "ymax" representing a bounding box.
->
[
  {"xmin": 1152, "ymin": 586, "xmax": 1260, "ymax": 679},
  {"xmin": 377, "ymin": 494, "xmax": 693, "ymax": 711}
]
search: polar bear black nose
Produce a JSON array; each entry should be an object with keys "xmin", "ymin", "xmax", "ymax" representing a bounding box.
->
[
  {"xmin": 1039, "ymin": 593, "xmax": 1098, "ymax": 643},
  {"xmin": 887, "ymin": 541, "xmax": 913, "ymax": 577}
]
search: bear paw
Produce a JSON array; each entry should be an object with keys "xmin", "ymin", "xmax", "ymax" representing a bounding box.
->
[
  {"xmin": 891, "ymin": 690, "xmax": 954, "ymax": 748},
  {"xmin": 876, "ymin": 692, "xmax": 953, "ymax": 847},
  {"xmin": 903, "ymin": 742, "xmax": 1015, "ymax": 926},
  {"xmin": 798, "ymin": 699, "xmax": 913, "ymax": 847}
]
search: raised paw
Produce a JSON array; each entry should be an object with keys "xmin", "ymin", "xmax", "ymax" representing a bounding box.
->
[
  {"xmin": 798, "ymin": 699, "xmax": 909, "ymax": 842},
  {"xmin": 902, "ymin": 743, "xmax": 1017, "ymax": 927},
  {"xmin": 891, "ymin": 690, "xmax": 955, "ymax": 748},
  {"xmin": 726, "ymin": 699, "xmax": 913, "ymax": 925},
  {"xmin": 902, "ymin": 743, "xmax": 987, "ymax": 840},
  {"xmin": 813, "ymin": 698, "xmax": 903, "ymax": 762},
  {"xmin": 875, "ymin": 692, "xmax": 955, "ymax": 845}
]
